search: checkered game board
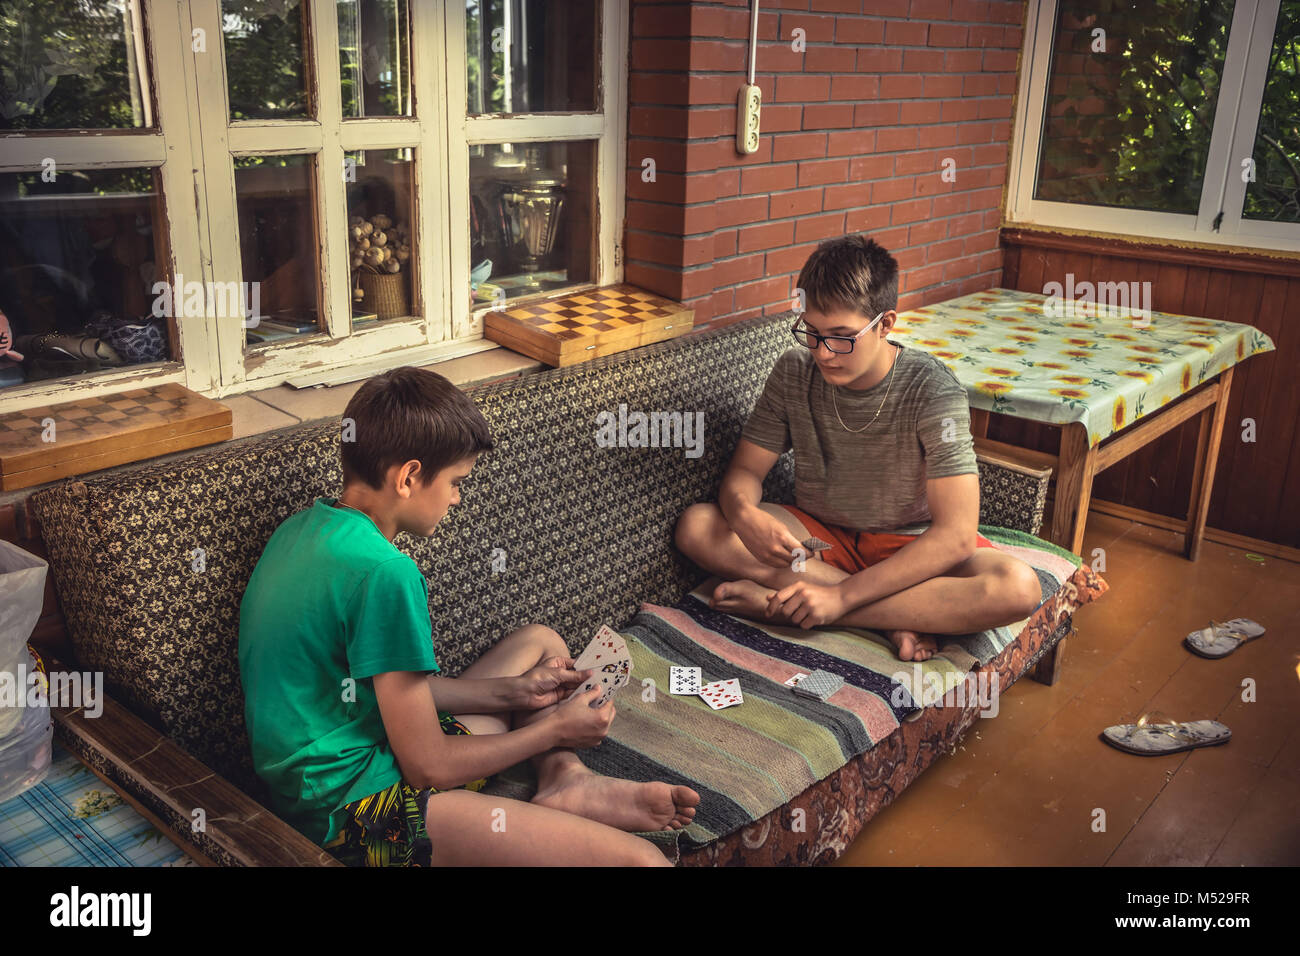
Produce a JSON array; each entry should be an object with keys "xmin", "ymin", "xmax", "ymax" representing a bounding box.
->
[
  {"xmin": 0, "ymin": 384, "xmax": 216, "ymax": 452},
  {"xmin": 501, "ymin": 285, "xmax": 686, "ymax": 341}
]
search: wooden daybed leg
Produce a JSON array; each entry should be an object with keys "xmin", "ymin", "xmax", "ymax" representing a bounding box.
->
[
  {"xmin": 1030, "ymin": 618, "xmax": 1075, "ymax": 686},
  {"xmin": 1030, "ymin": 636, "xmax": 1065, "ymax": 685}
]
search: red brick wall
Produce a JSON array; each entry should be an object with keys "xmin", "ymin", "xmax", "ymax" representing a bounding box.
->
[{"xmin": 625, "ymin": 0, "xmax": 1025, "ymax": 329}]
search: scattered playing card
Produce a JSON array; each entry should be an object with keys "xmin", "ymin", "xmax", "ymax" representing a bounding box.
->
[
  {"xmin": 698, "ymin": 678, "xmax": 743, "ymax": 710},
  {"xmin": 670, "ymin": 666, "xmax": 702, "ymax": 695},
  {"xmin": 572, "ymin": 625, "xmax": 632, "ymax": 706},
  {"xmin": 801, "ymin": 536, "xmax": 832, "ymax": 553},
  {"xmin": 784, "ymin": 672, "xmax": 809, "ymax": 687},
  {"xmin": 791, "ymin": 669, "xmax": 843, "ymax": 701}
]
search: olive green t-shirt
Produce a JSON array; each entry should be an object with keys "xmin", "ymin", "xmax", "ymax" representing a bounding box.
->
[
  {"xmin": 741, "ymin": 341, "xmax": 979, "ymax": 533},
  {"xmin": 238, "ymin": 498, "xmax": 438, "ymax": 845}
]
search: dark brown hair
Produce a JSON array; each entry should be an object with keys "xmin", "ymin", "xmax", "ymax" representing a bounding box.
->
[
  {"xmin": 796, "ymin": 234, "xmax": 899, "ymax": 320},
  {"xmin": 340, "ymin": 366, "xmax": 493, "ymax": 490}
]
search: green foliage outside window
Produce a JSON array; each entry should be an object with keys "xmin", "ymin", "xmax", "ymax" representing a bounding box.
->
[{"xmin": 0, "ymin": 0, "xmax": 143, "ymax": 129}]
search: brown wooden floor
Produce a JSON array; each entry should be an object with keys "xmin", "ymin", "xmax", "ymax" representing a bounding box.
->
[{"xmin": 839, "ymin": 510, "xmax": 1300, "ymax": 866}]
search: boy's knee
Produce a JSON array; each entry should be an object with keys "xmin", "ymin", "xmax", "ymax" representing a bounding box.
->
[
  {"xmin": 675, "ymin": 502, "xmax": 720, "ymax": 552},
  {"xmin": 510, "ymin": 623, "xmax": 566, "ymax": 655},
  {"xmin": 995, "ymin": 560, "xmax": 1041, "ymax": 616}
]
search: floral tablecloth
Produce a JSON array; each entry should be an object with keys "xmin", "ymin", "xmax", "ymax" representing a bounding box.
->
[{"xmin": 890, "ymin": 288, "xmax": 1276, "ymax": 446}]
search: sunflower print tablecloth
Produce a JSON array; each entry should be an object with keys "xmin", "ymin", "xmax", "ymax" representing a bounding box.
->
[{"xmin": 889, "ymin": 288, "xmax": 1276, "ymax": 447}]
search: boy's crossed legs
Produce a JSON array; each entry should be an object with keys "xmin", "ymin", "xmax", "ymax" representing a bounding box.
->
[
  {"xmin": 675, "ymin": 502, "xmax": 1043, "ymax": 662},
  {"xmin": 426, "ymin": 624, "xmax": 697, "ymax": 866}
]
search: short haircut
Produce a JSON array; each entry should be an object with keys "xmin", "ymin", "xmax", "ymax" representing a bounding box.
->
[
  {"xmin": 796, "ymin": 234, "xmax": 899, "ymax": 321},
  {"xmin": 340, "ymin": 366, "xmax": 493, "ymax": 490}
]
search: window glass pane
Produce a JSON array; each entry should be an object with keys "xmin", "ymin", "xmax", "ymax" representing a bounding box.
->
[
  {"xmin": 0, "ymin": 0, "xmax": 152, "ymax": 130},
  {"xmin": 222, "ymin": 0, "xmax": 311, "ymax": 120},
  {"xmin": 0, "ymin": 167, "xmax": 171, "ymax": 388},
  {"xmin": 346, "ymin": 148, "xmax": 417, "ymax": 327},
  {"xmin": 1034, "ymin": 0, "xmax": 1234, "ymax": 214},
  {"xmin": 1243, "ymin": 1, "xmax": 1299, "ymax": 223},
  {"xmin": 338, "ymin": 0, "xmax": 411, "ymax": 118},
  {"xmin": 235, "ymin": 155, "xmax": 321, "ymax": 348},
  {"xmin": 466, "ymin": 0, "xmax": 598, "ymax": 114},
  {"xmin": 470, "ymin": 141, "xmax": 594, "ymax": 306}
]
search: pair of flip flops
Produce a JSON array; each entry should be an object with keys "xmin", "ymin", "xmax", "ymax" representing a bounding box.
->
[
  {"xmin": 1183, "ymin": 618, "xmax": 1266, "ymax": 659},
  {"xmin": 1100, "ymin": 618, "xmax": 1265, "ymax": 757},
  {"xmin": 1101, "ymin": 711, "xmax": 1232, "ymax": 756}
]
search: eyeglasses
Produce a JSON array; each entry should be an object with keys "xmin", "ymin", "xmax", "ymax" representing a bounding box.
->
[{"xmin": 791, "ymin": 312, "xmax": 884, "ymax": 354}]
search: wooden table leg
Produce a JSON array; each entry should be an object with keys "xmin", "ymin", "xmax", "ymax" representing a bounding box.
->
[
  {"xmin": 1050, "ymin": 422, "xmax": 1098, "ymax": 557},
  {"xmin": 1184, "ymin": 367, "xmax": 1233, "ymax": 562},
  {"xmin": 971, "ymin": 408, "xmax": 991, "ymax": 439}
]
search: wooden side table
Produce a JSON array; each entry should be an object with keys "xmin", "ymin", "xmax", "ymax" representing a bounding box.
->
[{"xmin": 973, "ymin": 364, "xmax": 1233, "ymax": 561}]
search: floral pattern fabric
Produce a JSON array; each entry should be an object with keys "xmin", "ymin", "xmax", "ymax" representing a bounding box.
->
[{"xmin": 890, "ymin": 288, "xmax": 1276, "ymax": 447}]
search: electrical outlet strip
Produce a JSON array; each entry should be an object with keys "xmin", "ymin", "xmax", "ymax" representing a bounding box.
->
[{"xmin": 737, "ymin": 84, "xmax": 761, "ymax": 154}]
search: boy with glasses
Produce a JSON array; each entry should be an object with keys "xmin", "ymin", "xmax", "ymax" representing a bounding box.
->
[{"xmin": 675, "ymin": 235, "xmax": 1042, "ymax": 661}]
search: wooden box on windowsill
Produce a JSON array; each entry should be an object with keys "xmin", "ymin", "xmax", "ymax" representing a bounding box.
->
[
  {"xmin": 0, "ymin": 384, "xmax": 232, "ymax": 491},
  {"xmin": 484, "ymin": 284, "xmax": 694, "ymax": 367}
]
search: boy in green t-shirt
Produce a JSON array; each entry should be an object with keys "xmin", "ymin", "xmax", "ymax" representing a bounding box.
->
[{"xmin": 239, "ymin": 367, "xmax": 697, "ymax": 867}]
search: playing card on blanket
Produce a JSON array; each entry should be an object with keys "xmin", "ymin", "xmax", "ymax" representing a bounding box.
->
[
  {"xmin": 790, "ymin": 669, "xmax": 843, "ymax": 701},
  {"xmin": 572, "ymin": 625, "xmax": 632, "ymax": 705},
  {"xmin": 670, "ymin": 666, "xmax": 702, "ymax": 695},
  {"xmin": 698, "ymin": 678, "xmax": 743, "ymax": 710}
]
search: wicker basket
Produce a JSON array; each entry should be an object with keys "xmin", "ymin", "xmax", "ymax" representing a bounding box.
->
[{"xmin": 358, "ymin": 270, "xmax": 410, "ymax": 320}]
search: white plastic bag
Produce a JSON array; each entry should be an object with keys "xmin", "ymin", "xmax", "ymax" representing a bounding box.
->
[{"xmin": 0, "ymin": 539, "xmax": 53, "ymax": 802}]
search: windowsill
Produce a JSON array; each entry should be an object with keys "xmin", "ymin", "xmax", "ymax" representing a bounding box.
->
[
  {"xmin": 0, "ymin": 343, "xmax": 544, "ymax": 509},
  {"xmin": 222, "ymin": 344, "xmax": 542, "ymax": 438}
]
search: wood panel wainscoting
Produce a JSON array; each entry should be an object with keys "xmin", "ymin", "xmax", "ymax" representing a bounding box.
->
[{"xmin": 998, "ymin": 229, "xmax": 1300, "ymax": 553}]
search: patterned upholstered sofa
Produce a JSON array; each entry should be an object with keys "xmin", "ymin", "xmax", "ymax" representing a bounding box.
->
[{"xmin": 29, "ymin": 312, "xmax": 1107, "ymax": 866}]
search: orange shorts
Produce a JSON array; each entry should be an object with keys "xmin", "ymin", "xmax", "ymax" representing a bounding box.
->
[{"xmin": 779, "ymin": 505, "xmax": 996, "ymax": 575}]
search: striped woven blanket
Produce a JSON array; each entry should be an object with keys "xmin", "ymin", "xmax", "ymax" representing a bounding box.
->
[{"xmin": 496, "ymin": 525, "xmax": 1084, "ymax": 847}]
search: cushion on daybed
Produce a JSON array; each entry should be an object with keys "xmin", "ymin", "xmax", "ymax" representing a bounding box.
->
[{"xmin": 483, "ymin": 524, "xmax": 1096, "ymax": 856}]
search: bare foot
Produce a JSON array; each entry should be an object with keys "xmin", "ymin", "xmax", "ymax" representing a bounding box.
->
[
  {"xmin": 710, "ymin": 579, "xmax": 787, "ymax": 622},
  {"xmin": 888, "ymin": 629, "xmax": 939, "ymax": 662},
  {"xmin": 532, "ymin": 766, "xmax": 700, "ymax": 832}
]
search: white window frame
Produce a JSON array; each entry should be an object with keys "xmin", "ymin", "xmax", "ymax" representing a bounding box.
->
[
  {"xmin": 1007, "ymin": 0, "xmax": 1300, "ymax": 254},
  {"xmin": 445, "ymin": 0, "xmax": 629, "ymax": 342},
  {"xmin": 0, "ymin": 0, "xmax": 628, "ymax": 412},
  {"xmin": 0, "ymin": 0, "xmax": 217, "ymax": 411}
]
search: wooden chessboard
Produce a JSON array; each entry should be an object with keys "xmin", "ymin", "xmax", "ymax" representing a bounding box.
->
[
  {"xmin": 0, "ymin": 383, "xmax": 232, "ymax": 491},
  {"xmin": 484, "ymin": 284, "xmax": 694, "ymax": 367}
]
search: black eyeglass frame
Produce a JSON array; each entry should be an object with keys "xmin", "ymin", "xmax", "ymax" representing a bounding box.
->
[{"xmin": 790, "ymin": 311, "xmax": 885, "ymax": 354}]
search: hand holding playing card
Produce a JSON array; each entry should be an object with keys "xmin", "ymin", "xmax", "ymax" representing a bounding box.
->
[
  {"xmin": 513, "ymin": 656, "xmax": 589, "ymax": 710},
  {"xmin": 571, "ymin": 625, "xmax": 634, "ymax": 706},
  {"xmin": 766, "ymin": 579, "xmax": 848, "ymax": 629},
  {"xmin": 551, "ymin": 685, "xmax": 616, "ymax": 749}
]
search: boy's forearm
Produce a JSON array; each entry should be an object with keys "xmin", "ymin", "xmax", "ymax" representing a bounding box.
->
[
  {"xmin": 838, "ymin": 527, "xmax": 973, "ymax": 609},
  {"xmin": 719, "ymin": 468, "xmax": 762, "ymax": 523},
  {"xmin": 427, "ymin": 720, "xmax": 557, "ymax": 790},
  {"xmin": 426, "ymin": 675, "xmax": 513, "ymax": 715}
]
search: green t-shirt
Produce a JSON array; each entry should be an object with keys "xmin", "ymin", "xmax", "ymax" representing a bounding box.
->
[{"xmin": 237, "ymin": 497, "xmax": 439, "ymax": 845}]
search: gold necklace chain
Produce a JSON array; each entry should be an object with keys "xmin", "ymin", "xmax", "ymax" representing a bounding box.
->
[{"xmin": 832, "ymin": 344, "xmax": 899, "ymax": 433}]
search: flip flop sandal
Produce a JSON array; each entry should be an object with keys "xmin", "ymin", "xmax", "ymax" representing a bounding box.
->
[
  {"xmin": 1183, "ymin": 618, "xmax": 1266, "ymax": 659},
  {"xmin": 1100, "ymin": 711, "xmax": 1231, "ymax": 756}
]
